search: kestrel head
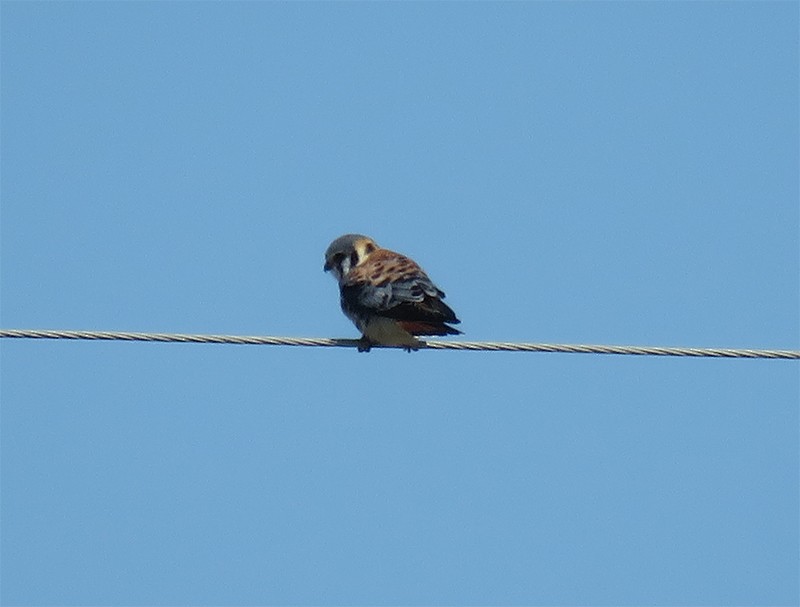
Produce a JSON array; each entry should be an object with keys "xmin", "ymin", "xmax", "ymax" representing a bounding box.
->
[{"xmin": 323, "ymin": 233, "xmax": 378, "ymax": 282}]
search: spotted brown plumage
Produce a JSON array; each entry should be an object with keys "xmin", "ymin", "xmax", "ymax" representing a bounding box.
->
[{"xmin": 324, "ymin": 234, "xmax": 461, "ymax": 351}]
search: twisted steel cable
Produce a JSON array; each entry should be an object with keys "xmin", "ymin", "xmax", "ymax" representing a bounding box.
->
[{"xmin": 1, "ymin": 329, "xmax": 798, "ymax": 359}]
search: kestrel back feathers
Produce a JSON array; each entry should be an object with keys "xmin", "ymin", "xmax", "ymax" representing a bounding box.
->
[{"xmin": 323, "ymin": 234, "xmax": 461, "ymax": 352}]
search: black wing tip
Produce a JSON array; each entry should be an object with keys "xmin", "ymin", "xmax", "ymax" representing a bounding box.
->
[
  {"xmin": 422, "ymin": 297, "xmax": 460, "ymax": 325},
  {"xmin": 398, "ymin": 321, "xmax": 463, "ymax": 336},
  {"xmin": 442, "ymin": 324, "xmax": 463, "ymax": 335}
]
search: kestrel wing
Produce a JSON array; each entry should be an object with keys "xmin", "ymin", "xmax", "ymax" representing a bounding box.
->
[{"xmin": 342, "ymin": 249, "xmax": 461, "ymax": 328}]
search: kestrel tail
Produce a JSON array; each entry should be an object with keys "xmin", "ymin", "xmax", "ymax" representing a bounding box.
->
[{"xmin": 323, "ymin": 234, "xmax": 461, "ymax": 352}]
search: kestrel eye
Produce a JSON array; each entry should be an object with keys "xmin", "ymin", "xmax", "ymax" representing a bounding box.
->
[{"xmin": 332, "ymin": 253, "xmax": 344, "ymax": 265}]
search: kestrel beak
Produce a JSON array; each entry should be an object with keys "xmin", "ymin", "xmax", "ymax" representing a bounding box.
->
[{"xmin": 323, "ymin": 261, "xmax": 331, "ymax": 272}]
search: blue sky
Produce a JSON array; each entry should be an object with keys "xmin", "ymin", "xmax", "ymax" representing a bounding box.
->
[{"xmin": 1, "ymin": 2, "xmax": 798, "ymax": 605}]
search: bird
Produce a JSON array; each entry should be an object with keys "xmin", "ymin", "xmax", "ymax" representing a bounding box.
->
[{"xmin": 323, "ymin": 234, "xmax": 461, "ymax": 352}]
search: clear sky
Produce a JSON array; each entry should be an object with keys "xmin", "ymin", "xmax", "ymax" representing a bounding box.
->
[{"xmin": 1, "ymin": 2, "xmax": 798, "ymax": 605}]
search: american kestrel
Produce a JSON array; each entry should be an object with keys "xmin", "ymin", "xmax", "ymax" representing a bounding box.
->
[{"xmin": 324, "ymin": 234, "xmax": 461, "ymax": 352}]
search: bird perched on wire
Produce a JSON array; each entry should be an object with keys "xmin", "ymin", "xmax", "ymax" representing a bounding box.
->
[{"xmin": 324, "ymin": 234, "xmax": 461, "ymax": 352}]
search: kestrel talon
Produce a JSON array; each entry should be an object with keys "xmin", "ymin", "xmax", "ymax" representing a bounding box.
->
[{"xmin": 323, "ymin": 234, "xmax": 461, "ymax": 352}]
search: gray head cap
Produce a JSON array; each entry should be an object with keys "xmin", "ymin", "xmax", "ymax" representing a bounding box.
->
[{"xmin": 324, "ymin": 233, "xmax": 375, "ymax": 258}]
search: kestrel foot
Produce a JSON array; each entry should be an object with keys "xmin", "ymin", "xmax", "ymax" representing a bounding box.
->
[{"xmin": 357, "ymin": 336, "xmax": 373, "ymax": 353}]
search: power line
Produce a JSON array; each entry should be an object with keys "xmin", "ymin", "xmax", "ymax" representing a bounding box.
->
[{"xmin": 1, "ymin": 328, "xmax": 798, "ymax": 359}]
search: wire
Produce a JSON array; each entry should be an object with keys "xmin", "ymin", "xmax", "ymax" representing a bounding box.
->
[{"xmin": 1, "ymin": 328, "xmax": 798, "ymax": 359}]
